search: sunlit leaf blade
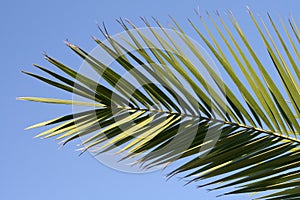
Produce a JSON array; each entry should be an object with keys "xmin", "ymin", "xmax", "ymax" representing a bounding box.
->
[{"xmin": 17, "ymin": 97, "xmax": 106, "ymax": 107}]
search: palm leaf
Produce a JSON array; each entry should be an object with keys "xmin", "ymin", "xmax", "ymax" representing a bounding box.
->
[{"xmin": 19, "ymin": 10, "xmax": 300, "ymax": 199}]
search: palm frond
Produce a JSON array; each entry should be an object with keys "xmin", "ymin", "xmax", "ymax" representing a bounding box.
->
[{"xmin": 19, "ymin": 10, "xmax": 300, "ymax": 199}]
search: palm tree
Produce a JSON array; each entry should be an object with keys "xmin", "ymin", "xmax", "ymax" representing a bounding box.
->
[{"xmin": 19, "ymin": 9, "xmax": 300, "ymax": 200}]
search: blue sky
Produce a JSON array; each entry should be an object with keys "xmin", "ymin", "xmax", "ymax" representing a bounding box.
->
[{"xmin": 1, "ymin": 0, "xmax": 299, "ymax": 200}]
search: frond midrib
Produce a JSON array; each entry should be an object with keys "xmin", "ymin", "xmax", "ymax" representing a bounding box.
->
[{"xmin": 111, "ymin": 104, "xmax": 300, "ymax": 144}]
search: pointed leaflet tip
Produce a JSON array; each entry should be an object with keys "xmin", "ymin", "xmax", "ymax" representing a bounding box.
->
[
  {"xmin": 42, "ymin": 51, "xmax": 48, "ymax": 57},
  {"xmin": 187, "ymin": 18, "xmax": 192, "ymax": 24},
  {"xmin": 43, "ymin": 54, "xmax": 51, "ymax": 61},
  {"xmin": 66, "ymin": 42, "xmax": 78, "ymax": 49},
  {"xmin": 193, "ymin": 8, "xmax": 198, "ymax": 16},
  {"xmin": 124, "ymin": 18, "xmax": 134, "ymax": 27},
  {"xmin": 91, "ymin": 35, "xmax": 98, "ymax": 42},
  {"xmin": 66, "ymin": 42, "xmax": 74, "ymax": 49},
  {"xmin": 90, "ymin": 35, "xmax": 96, "ymax": 41},
  {"xmin": 141, "ymin": 17, "xmax": 151, "ymax": 27},
  {"xmin": 226, "ymin": 9, "xmax": 233, "ymax": 16},
  {"xmin": 151, "ymin": 16, "xmax": 159, "ymax": 23},
  {"xmin": 124, "ymin": 18, "xmax": 130, "ymax": 22},
  {"xmin": 102, "ymin": 21, "xmax": 110, "ymax": 38},
  {"xmin": 97, "ymin": 24, "xmax": 108, "ymax": 38},
  {"xmin": 95, "ymin": 21, "xmax": 101, "ymax": 30},
  {"xmin": 205, "ymin": 10, "xmax": 210, "ymax": 16},
  {"xmin": 153, "ymin": 17, "xmax": 163, "ymax": 28},
  {"xmin": 115, "ymin": 18, "xmax": 121, "ymax": 25},
  {"xmin": 64, "ymin": 39, "xmax": 71, "ymax": 47},
  {"xmin": 139, "ymin": 16, "xmax": 147, "ymax": 24},
  {"xmin": 78, "ymin": 148, "xmax": 88, "ymax": 156},
  {"xmin": 168, "ymin": 15, "xmax": 177, "ymax": 25},
  {"xmin": 95, "ymin": 20, "xmax": 100, "ymax": 29},
  {"xmin": 32, "ymin": 63, "xmax": 40, "ymax": 68},
  {"xmin": 21, "ymin": 70, "xmax": 29, "ymax": 75},
  {"xmin": 216, "ymin": 193, "xmax": 225, "ymax": 198},
  {"xmin": 58, "ymin": 144, "xmax": 63, "ymax": 150},
  {"xmin": 17, "ymin": 97, "xmax": 29, "ymax": 101},
  {"xmin": 16, "ymin": 97, "xmax": 23, "ymax": 101},
  {"xmin": 246, "ymin": 6, "xmax": 252, "ymax": 15},
  {"xmin": 117, "ymin": 18, "xmax": 126, "ymax": 29}
]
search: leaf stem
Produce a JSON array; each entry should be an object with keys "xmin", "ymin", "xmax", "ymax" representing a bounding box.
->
[{"xmin": 113, "ymin": 105, "xmax": 300, "ymax": 144}]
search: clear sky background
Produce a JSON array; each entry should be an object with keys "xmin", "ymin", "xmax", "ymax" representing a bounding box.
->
[{"xmin": 1, "ymin": 1, "xmax": 299, "ymax": 200}]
